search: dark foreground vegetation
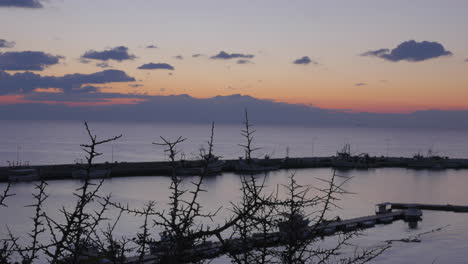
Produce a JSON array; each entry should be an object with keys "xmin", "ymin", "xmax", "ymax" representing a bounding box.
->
[{"xmin": 0, "ymin": 112, "xmax": 395, "ymax": 264}]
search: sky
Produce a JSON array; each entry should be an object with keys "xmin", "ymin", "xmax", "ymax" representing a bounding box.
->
[{"xmin": 1, "ymin": 0, "xmax": 468, "ymax": 113}]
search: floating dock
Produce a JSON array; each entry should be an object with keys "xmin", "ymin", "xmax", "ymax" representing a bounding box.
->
[
  {"xmin": 380, "ymin": 202, "xmax": 468, "ymax": 213},
  {"xmin": 125, "ymin": 202, "xmax": 468, "ymax": 263},
  {"xmin": 124, "ymin": 207, "xmax": 421, "ymax": 264}
]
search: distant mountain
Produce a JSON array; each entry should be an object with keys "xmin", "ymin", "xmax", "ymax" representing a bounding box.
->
[{"xmin": 1, "ymin": 94, "xmax": 468, "ymax": 128}]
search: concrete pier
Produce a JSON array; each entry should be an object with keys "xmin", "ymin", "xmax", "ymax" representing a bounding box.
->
[{"xmin": 1, "ymin": 156, "xmax": 468, "ymax": 182}]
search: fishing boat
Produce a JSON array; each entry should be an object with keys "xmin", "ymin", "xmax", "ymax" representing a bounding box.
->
[
  {"xmin": 332, "ymin": 144, "xmax": 372, "ymax": 169},
  {"xmin": 202, "ymin": 154, "xmax": 226, "ymax": 174}
]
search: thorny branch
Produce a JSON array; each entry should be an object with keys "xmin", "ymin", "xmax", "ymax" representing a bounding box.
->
[
  {"xmin": 0, "ymin": 183, "xmax": 14, "ymax": 207},
  {"xmin": 0, "ymin": 118, "xmax": 401, "ymax": 264},
  {"xmin": 238, "ymin": 109, "xmax": 261, "ymax": 163}
]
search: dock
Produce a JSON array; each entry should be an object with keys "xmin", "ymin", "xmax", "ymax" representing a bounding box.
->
[
  {"xmin": 124, "ymin": 202, "xmax": 468, "ymax": 263},
  {"xmin": 124, "ymin": 209, "xmax": 418, "ymax": 263},
  {"xmin": 379, "ymin": 202, "xmax": 468, "ymax": 213}
]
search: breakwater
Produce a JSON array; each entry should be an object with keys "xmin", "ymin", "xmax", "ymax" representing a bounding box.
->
[{"xmin": 2, "ymin": 155, "xmax": 468, "ymax": 182}]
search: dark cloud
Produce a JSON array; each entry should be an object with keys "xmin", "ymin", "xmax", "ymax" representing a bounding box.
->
[
  {"xmin": 138, "ymin": 63, "xmax": 174, "ymax": 70},
  {"xmin": 81, "ymin": 46, "xmax": 136, "ymax": 62},
  {"xmin": 146, "ymin": 45, "xmax": 158, "ymax": 49},
  {"xmin": 0, "ymin": 69, "xmax": 135, "ymax": 95},
  {"xmin": 3, "ymin": 94, "xmax": 468, "ymax": 129},
  {"xmin": 0, "ymin": 0, "xmax": 43, "ymax": 8},
  {"xmin": 96, "ymin": 62, "xmax": 111, "ymax": 68},
  {"xmin": 173, "ymin": 55, "xmax": 183, "ymax": 60},
  {"xmin": 23, "ymin": 91, "xmax": 148, "ymax": 102},
  {"xmin": 192, "ymin": 54, "xmax": 203, "ymax": 58},
  {"xmin": 0, "ymin": 39, "xmax": 15, "ymax": 48},
  {"xmin": 465, "ymin": 58, "xmax": 468, "ymax": 62},
  {"xmin": 361, "ymin": 40, "xmax": 452, "ymax": 62},
  {"xmin": 355, "ymin": 83, "xmax": 367, "ymax": 86},
  {"xmin": 293, "ymin": 56, "xmax": 317, "ymax": 65},
  {"xmin": 0, "ymin": 51, "xmax": 63, "ymax": 71},
  {"xmin": 237, "ymin": 59, "xmax": 253, "ymax": 65},
  {"xmin": 361, "ymin": 49, "xmax": 389, "ymax": 57},
  {"xmin": 211, "ymin": 51, "xmax": 254, "ymax": 60}
]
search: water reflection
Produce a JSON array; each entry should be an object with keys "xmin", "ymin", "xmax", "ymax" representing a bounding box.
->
[{"xmin": 2, "ymin": 168, "xmax": 468, "ymax": 263}]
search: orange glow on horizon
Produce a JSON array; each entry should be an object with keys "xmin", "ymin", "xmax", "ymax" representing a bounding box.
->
[
  {"xmin": 0, "ymin": 95, "xmax": 29, "ymax": 105},
  {"xmin": 0, "ymin": 95, "xmax": 146, "ymax": 107}
]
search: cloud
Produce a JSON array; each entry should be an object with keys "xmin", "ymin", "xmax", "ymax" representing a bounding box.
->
[
  {"xmin": 173, "ymin": 55, "xmax": 183, "ymax": 60},
  {"xmin": 96, "ymin": 62, "xmax": 111, "ymax": 68},
  {"xmin": 3, "ymin": 94, "xmax": 468, "ymax": 129},
  {"xmin": 0, "ymin": 39, "xmax": 15, "ymax": 48},
  {"xmin": 81, "ymin": 46, "xmax": 136, "ymax": 62},
  {"xmin": 138, "ymin": 63, "xmax": 174, "ymax": 70},
  {"xmin": 293, "ymin": 56, "xmax": 317, "ymax": 65},
  {"xmin": 0, "ymin": 0, "xmax": 43, "ymax": 8},
  {"xmin": 79, "ymin": 58, "xmax": 91, "ymax": 64},
  {"xmin": 237, "ymin": 59, "xmax": 253, "ymax": 64},
  {"xmin": 0, "ymin": 51, "xmax": 63, "ymax": 71},
  {"xmin": 192, "ymin": 54, "xmax": 203, "ymax": 58},
  {"xmin": 146, "ymin": 45, "xmax": 158, "ymax": 49},
  {"xmin": 0, "ymin": 69, "xmax": 135, "ymax": 95},
  {"xmin": 361, "ymin": 40, "xmax": 452, "ymax": 62},
  {"xmin": 74, "ymin": 85, "xmax": 99, "ymax": 94},
  {"xmin": 465, "ymin": 58, "xmax": 468, "ymax": 62},
  {"xmin": 129, "ymin": 84, "xmax": 144, "ymax": 88},
  {"xmin": 361, "ymin": 49, "xmax": 389, "ymax": 57},
  {"xmin": 23, "ymin": 91, "xmax": 148, "ymax": 103},
  {"xmin": 211, "ymin": 51, "xmax": 254, "ymax": 60},
  {"xmin": 355, "ymin": 83, "xmax": 367, "ymax": 86}
]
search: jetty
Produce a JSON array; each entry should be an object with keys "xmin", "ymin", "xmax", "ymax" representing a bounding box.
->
[
  {"xmin": 381, "ymin": 202, "xmax": 468, "ymax": 213},
  {"xmin": 122, "ymin": 202, "xmax": 468, "ymax": 263},
  {"xmin": 123, "ymin": 204, "xmax": 426, "ymax": 263},
  {"xmin": 1, "ymin": 155, "xmax": 468, "ymax": 182}
]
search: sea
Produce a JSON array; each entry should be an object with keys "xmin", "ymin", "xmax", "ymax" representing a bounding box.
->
[{"xmin": 1, "ymin": 120, "xmax": 468, "ymax": 263}]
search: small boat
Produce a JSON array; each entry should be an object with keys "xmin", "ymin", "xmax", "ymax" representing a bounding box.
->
[
  {"xmin": 203, "ymin": 154, "xmax": 226, "ymax": 174},
  {"xmin": 8, "ymin": 168, "xmax": 39, "ymax": 182},
  {"xmin": 331, "ymin": 144, "xmax": 372, "ymax": 169},
  {"xmin": 408, "ymin": 150, "xmax": 446, "ymax": 169}
]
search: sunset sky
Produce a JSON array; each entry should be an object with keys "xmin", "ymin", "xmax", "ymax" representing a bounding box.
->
[{"xmin": 1, "ymin": 0, "xmax": 468, "ymax": 113}]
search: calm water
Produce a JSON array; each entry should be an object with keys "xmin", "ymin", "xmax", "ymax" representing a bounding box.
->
[
  {"xmin": 1, "ymin": 120, "xmax": 468, "ymax": 263},
  {"xmin": 1, "ymin": 120, "xmax": 468, "ymax": 166}
]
